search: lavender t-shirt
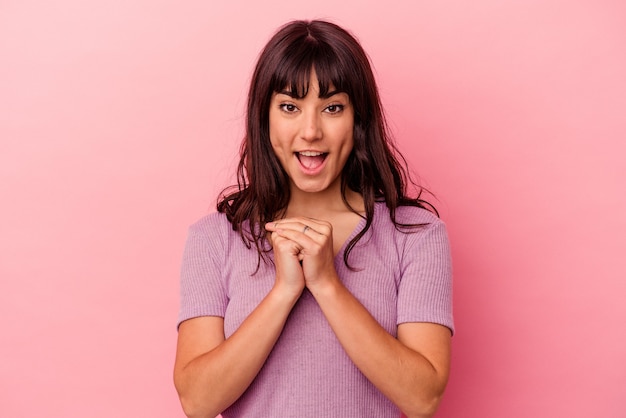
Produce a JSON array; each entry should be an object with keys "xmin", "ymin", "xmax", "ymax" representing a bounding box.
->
[{"xmin": 178, "ymin": 202, "xmax": 453, "ymax": 417}]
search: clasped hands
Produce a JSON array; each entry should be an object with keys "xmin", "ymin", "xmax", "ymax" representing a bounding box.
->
[{"xmin": 265, "ymin": 217, "xmax": 338, "ymax": 295}]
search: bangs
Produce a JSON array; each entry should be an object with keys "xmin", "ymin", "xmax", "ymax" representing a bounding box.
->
[{"xmin": 271, "ymin": 40, "xmax": 349, "ymax": 99}]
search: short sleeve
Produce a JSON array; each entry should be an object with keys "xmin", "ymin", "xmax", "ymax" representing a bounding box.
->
[
  {"xmin": 177, "ymin": 215, "xmax": 229, "ymax": 328},
  {"xmin": 397, "ymin": 220, "xmax": 454, "ymax": 334}
]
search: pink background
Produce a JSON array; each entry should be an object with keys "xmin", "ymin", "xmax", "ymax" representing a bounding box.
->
[{"xmin": 2, "ymin": 1, "xmax": 625, "ymax": 417}]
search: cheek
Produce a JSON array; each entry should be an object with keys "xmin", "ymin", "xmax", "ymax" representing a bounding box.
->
[
  {"xmin": 343, "ymin": 123, "xmax": 355, "ymax": 152},
  {"xmin": 269, "ymin": 135, "xmax": 286, "ymax": 157},
  {"xmin": 268, "ymin": 116, "xmax": 289, "ymax": 147},
  {"xmin": 268, "ymin": 126, "xmax": 282, "ymax": 153},
  {"xmin": 268, "ymin": 129, "xmax": 289, "ymax": 163},
  {"xmin": 268, "ymin": 108, "xmax": 281, "ymax": 139},
  {"xmin": 268, "ymin": 137, "xmax": 283, "ymax": 161}
]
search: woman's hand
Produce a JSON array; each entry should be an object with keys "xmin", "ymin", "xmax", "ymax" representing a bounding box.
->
[
  {"xmin": 265, "ymin": 217, "xmax": 339, "ymax": 290},
  {"xmin": 265, "ymin": 219, "xmax": 306, "ymax": 298}
]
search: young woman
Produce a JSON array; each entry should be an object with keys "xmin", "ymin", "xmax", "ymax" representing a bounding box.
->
[{"xmin": 174, "ymin": 20, "xmax": 454, "ymax": 418}]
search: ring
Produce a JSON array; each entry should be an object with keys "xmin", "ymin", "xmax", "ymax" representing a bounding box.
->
[{"xmin": 303, "ymin": 225, "xmax": 310, "ymax": 234}]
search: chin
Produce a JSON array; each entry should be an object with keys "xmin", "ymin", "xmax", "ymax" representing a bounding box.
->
[
  {"xmin": 295, "ymin": 186, "xmax": 327, "ymax": 194},
  {"xmin": 292, "ymin": 180, "xmax": 331, "ymax": 194}
]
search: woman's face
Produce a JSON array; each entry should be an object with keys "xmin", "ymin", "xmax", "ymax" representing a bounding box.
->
[{"xmin": 269, "ymin": 70, "xmax": 354, "ymax": 196}]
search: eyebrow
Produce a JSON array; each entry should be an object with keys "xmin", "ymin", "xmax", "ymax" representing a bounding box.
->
[
  {"xmin": 320, "ymin": 89, "xmax": 342, "ymax": 99},
  {"xmin": 277, "ymin": 89, "xmax": 345, "ymax": 99}
]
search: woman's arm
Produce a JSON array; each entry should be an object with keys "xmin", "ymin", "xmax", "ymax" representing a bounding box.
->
[
  {"xmin": 308, "ymin": 281, "xmax": 451, "ymax": 418},
  {"xmin": 174, "ymin": 223, "xmax": 307, "ymax": 418},
  {"xmin": 266, "ymin": 217, "xmax": 451, "ymax": 418},
  {"xmin": 174, "ymin": 285, "xmax": 301, "ymax": 418}
]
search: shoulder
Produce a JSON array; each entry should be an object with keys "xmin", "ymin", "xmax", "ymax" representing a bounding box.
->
[
  {"xmin": 184, "ymin": 212, "xmax": 236, "ymax": 256},
  {"xmin": 394, "ymin": 204, "xmax": 442, "ymax": 226},
  {"xmin": 370, "ymin": 202, "xmax": 450, "ymax": 255},
  {"xmin": 188, "ymin": 211, "xmax": 232, "ymax": 236},
  {"xmin": 373, "ymin": 202, "xmax": 444, "ymax": 230}
]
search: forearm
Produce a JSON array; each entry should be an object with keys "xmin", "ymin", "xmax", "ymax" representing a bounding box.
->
[
  {"xmin": 308, "ymin": 280, "xmax": 449, "ymax": 418},
  {"xmin": 175, "ymin": 288, "xmax": 299, "ymax": 418}
]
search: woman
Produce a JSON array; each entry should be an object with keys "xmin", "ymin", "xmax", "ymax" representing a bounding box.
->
[{"xmin": 174, "ymin": 20, "xmax": 453, "ymax": 418}]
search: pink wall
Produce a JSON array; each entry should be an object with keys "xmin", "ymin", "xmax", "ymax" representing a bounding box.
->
[{"xmin": 1, "ymin": 1, "xmax": 625, "ymax": 417}]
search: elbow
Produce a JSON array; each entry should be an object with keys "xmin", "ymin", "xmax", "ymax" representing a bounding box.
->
[
  {"xmin": 175, "ymin": 377, "xmax": 219, "ymax": 418},
  {"xmin": 402, "ymin": 389, "xmax": 446, "ymax": 418},
  {"xmin": 178, "ymin": 393, "xmax": 220, "ymax": 418},
  {"xmin": 178, "ymin": 399, "xmax": 204, "ymax": 418},
  {"xmin": 405, "ymin": 399, "xmax": 440, "ymax": 418}
]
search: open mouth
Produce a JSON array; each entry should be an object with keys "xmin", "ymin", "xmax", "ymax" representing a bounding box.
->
[{"xmin": 296, "ymin": 151, "xmax": 328, "ymax": 171}]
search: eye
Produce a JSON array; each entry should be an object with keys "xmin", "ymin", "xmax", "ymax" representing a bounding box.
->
[
  {"xmin": 324, "ymin": 104, "xmax": 344, "ymax": 114},
  {"xmin": 279, "ymin": 103, "xmax": 298, "ymax": 113}
]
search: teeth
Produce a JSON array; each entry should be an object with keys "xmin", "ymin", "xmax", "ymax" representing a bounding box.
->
[{"xmin": 299, "ymin": 151, "xmax": 324, "ymax": 157}]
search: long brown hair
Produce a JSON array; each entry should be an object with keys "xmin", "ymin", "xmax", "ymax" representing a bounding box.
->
[{"xmin": 217, "ymin": 19, "xmax": 436, "ymax": 269}]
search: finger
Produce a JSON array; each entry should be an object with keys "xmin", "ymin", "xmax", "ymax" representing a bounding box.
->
[
  {"xmin": 271, "ymin": 233, "xmax": 304, "ymax": 257},
  {"xmin": 265, "ymin": 220, "xmax": 308, "ymax": 235},
  {"xmin": 298, "ymin": 218, "xmax": 332, "ymax": 237},
  {"xmin": 300, "ymin": 217, "xmax": 332, "ymax": 233},
  {"xmin": 266, "ymin": 218, "xmax": 331, "ymax": 237},
  {"xmin": 272, "ymin": 227, "xmax": 318, "ymax": 248},
  {"xmin": 274, "ymin": 231, "xmax": 333, "ymax": 262}
]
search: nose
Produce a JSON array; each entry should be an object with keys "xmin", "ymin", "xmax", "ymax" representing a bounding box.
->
[{"xmin": 299, "ymin": 110, "xmax": 322, "ymax": 142}]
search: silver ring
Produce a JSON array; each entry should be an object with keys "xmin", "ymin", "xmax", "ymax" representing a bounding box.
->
[{"xmin": 303, "ymin": 225, "xmax": 310, "ymax": 234}]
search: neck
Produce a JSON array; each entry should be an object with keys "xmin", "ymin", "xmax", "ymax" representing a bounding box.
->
[{"xmin": 286, "ymin": 180, "xmax": 364, "ymax": 218}]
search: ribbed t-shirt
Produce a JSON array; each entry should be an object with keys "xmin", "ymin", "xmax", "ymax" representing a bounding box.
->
[{"xmin": 178, "ymin": 202, "xmax": 454, "ymax": 417}]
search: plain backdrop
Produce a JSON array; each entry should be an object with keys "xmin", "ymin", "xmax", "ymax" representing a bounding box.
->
[{"xmin": 1, "ymin": 1, "xmax": 625, "ymax": 417}]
